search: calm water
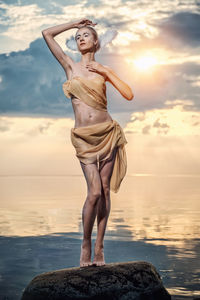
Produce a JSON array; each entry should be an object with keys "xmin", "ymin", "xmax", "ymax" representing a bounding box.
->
[{"xmin": 0, "ymin": 175, "xmax": 200, "ymax": 299}]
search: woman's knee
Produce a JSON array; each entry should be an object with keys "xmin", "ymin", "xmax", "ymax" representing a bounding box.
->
[
  {"xmin": 101, "ymin": 182, "xmax": 110, "ymax": 198},
  {"xmin": 87, "ymin": 186, "xmax": 102, "ymax": 205}
]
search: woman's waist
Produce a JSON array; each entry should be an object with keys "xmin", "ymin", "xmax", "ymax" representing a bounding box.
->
[{"xmin": 73, "ymin": 112, "xmax": 113, "ymax": 129}]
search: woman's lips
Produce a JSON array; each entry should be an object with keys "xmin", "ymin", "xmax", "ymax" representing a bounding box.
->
[{"xmin": 80, "ymin": 43, "xmax": 85, "ymax": 45}]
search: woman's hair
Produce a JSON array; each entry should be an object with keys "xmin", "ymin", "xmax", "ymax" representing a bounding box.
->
[
  {"xmin": 75, "ymin": 26, "xmax": 100, "ymax": 53},
  {"xmin": 66, "ymin": 27, "xmax": 118, "ymax": 53}
]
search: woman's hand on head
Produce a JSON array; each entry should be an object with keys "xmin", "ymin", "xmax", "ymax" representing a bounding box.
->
[{"xmin": 74, "ymin": 18, "xmax": 97, "ymax": 29}]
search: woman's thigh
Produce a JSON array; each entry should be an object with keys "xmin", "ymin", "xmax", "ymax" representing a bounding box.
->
[
  {"xmin": 99, "ymin": 146, "xmax": 118, "ymax": 188},
  {"xmin": 80, "ymin": 161, "xmax": 102, "ymax": 195},
  {"xmin": 79, "ymin": 146, "xmax": 118, "ymax": 193}
]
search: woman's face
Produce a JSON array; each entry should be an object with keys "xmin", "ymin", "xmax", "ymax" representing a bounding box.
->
[{"xmin": 75, "ymin": 27, "xmax": 97, "ymax": 52}]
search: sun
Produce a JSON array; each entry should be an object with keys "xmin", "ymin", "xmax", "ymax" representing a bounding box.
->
[
  {"xmin": 125, "ymin": 49, "xmax": 168, "ymax": 73},
  {"xmin": 133, "ymin": 54, "xmax": 158, "ymax": 71}
]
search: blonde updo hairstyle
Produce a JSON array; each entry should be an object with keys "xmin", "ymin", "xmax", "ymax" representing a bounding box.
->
[{"xmin": 75, "ymin": 26, "xmax": 101, "ymax": 53}]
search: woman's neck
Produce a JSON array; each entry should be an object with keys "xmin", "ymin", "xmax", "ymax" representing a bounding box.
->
[{"xmin": 80, "ymin": 53, "xmax": 96, "ymax": 66}]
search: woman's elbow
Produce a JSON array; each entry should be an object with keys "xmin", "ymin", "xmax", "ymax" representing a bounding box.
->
[
  {"xmin": 41, "ymin": 29, "xmax": 46, "ymax": 36},
  {"xmin": 128, "ymin": 93, "xmax": 134, "ymax": 101},
  {"xmin": 125, "ymin": 85, "xmax": 134, "ymax": 101},
  {"xmin": 126, "ymin": 90, "xmax": 134, "ymax": 101},
  {"xmin": 42, "ymin": 29, "xmax": 50, "ymax": 37}
]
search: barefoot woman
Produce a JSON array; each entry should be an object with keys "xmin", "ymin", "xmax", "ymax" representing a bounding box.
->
[{"xmin": 42, "ymin": 18, "xmax": 133, "ymax": 268}]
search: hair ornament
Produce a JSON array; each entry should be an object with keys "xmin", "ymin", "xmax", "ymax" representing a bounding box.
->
[
  {"xmin": 99, "ymin": 28, "xmax": 118, "ymax": 48},
  {"xmin": 65, "ymin": 28, "xmax": 118, "ymax": 52}
]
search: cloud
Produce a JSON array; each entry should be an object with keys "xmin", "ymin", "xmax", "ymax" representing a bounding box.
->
[
  {"xmin": 0, "ymin": 116, "xmax": 77, "ymax": 176},
  {"xmin": 124, "ymin": 99, "xmax": 200, "ymax": 136},
  {"xmin": 0, "ymin": 117, "xmax": 13, "ymax": 132},
  {"xmin": 1, "ymin": 115, "xmax": 200, "ymax": 177},
  {"xmin": 155, "ymin": 12, "xmax": 200, "ymax": 48},
  {"xmin": 0, "ymin": 36, "xmax": 136, "ymax": 117},
  {"xmin": 0, "ymin": 115, "xmax": 74, "ymax": 139},
  {"xmin": 1, "ymin": 34, "xmax": 200, "ymax": 118},
  {"xmin": 1, "ymin": 1, "xmax": 200, "ymax": 54},
  {"xmin": 0, "ymin": 0, "xmax": 200, "ymax": 120},
  {"xmin": 0, "ymin": 38, "xmax": 79, "ymax": 116}
]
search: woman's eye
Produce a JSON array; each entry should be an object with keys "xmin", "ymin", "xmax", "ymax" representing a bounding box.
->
[{"xmin": 77, "ymin": 33, "xmax": 88, "ymax": 40}]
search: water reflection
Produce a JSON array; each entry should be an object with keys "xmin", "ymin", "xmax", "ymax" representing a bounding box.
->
[
  {"xmin": 0, "ymin": 175, "xmax": 200, "ymax": 245},
  {"xmin": 0, "ymin": 175, "xmax": 200, "ymax": 298}
]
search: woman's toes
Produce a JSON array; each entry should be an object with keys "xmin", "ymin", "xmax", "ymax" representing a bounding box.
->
[
  {"xmin": 93, "ymin": 244, "xmax": 105, "ymax": 266},
  {"xmin": 80, "ymin": 241, "xmax": 92, "ymax": 267},
  {"xmin": 80, "ymin": 261, "xmax": 93, "ymax": 267}
]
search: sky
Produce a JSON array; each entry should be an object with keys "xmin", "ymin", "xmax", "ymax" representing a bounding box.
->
[{"xmin": 0, "ymin": 0, "xmax": 200, "ymax": 176}]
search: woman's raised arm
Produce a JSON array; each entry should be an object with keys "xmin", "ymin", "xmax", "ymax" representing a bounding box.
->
[
  {"xmin": 42, "ymin": 19, "xmax": 97, "ymax": 75},
  {"xmin": 42, "ymin": 21, "xmax": 78, "ymax": 74}
]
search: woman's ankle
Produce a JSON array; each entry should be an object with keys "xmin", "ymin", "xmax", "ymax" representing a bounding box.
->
[
  {"xmin": 94, "ymin": 241, "xmax": 104, "ymax": 248},
  {"xmin": 82, "ymin": 238, "xmax": 91, "ymax": 246}
]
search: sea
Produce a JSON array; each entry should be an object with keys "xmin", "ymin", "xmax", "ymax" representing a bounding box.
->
[{"xmin": 0, "ymin": 174, "xmax": 200, "ymax": 299}]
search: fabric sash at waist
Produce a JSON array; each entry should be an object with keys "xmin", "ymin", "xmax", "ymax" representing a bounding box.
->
[{"xmin": 71, "ymin": 119, "xmax": 128, "ymax": 193}]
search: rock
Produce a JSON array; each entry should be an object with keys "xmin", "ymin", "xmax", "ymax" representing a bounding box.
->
[{"xmin": 21, "ymin": 261, "xmax": 171, "ymax": 300}]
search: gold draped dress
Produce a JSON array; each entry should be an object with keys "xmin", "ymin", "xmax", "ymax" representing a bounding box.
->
[{"xmin": 62, "ymin": 75, "xmax": 128, "ymax": 193}]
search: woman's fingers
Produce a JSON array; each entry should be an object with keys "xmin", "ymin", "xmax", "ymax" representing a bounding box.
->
[{"xmin": 80, "ymin": 19, "xmax": 97, "ymax": 27}]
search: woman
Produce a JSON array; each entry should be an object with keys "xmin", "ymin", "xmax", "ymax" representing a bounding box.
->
[{"xmin": 42, "ymin": 18, "xmax": 134, "ymax": 268}]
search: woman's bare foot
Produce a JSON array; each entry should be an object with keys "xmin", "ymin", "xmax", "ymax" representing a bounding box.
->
[
  {"xmin": 92, "ymin": 243, "xmax": 105, "ymax": 266},
  {"xmin": 80, "ymin": 239, "xmax": 92, "ymax": 268}
]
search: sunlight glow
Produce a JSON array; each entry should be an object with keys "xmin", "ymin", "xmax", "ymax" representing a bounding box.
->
[{"xmin": 133, "ymin": 54, "xmax": 158, "ymax": 71}]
